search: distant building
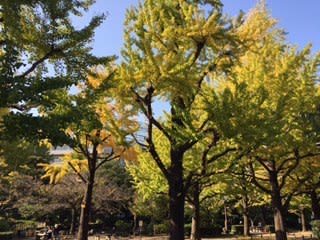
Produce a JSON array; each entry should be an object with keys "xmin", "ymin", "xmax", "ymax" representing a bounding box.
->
[{"xmin": 49, "ymin": 145, "xmax": 73, "ymax": 163}]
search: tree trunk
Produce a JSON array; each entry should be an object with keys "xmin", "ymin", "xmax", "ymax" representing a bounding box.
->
[
  {"xmin": 300, "ymin": 208, "xmax": 307, "ymax": 232},
  {"xmin": 77, "ymin": 172, "xmax": 95, "ymax": 240},
  {"xmin": 70, "ymin": 207, "xmax": 77, "ymax": 235},
  {"xmin": 190, "ymin": 183, "xmax": 201, "ymax": 240},
  {"xmin": 242, "ymin": 196, "xmax": 250, "ymax": 236},
  {"xmin": 241, "ymin": 178, "xmax": 250, "ymax": 237},
  {"xmin": 168, "ymin": 149, "xmax": 185, "ymax": 240},
  {"xmin": 270, "ymin": 172, "xmax": 287, "ymax": 240},
  {"xmin": 133, "ymin": 214, "xmax": 137, "ymax": 236},
  {"xmin": 310, "ymin": 190, "xmax": 320, "ymax": 220},
  {"xmin": 273, "ymin": 207, "xmax": 287, "ymax": 240},
  {"xmin": 224, "ymin": 204, "xmax": 228, "ymax": 233}
]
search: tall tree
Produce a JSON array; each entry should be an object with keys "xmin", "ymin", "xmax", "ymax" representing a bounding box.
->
[
  {"xmin": 32, "ymin": 66, "xmax": 137, "ymax": 240},
  {"xmin": 118, "ymin": 1, "xmax": 241, "ymax": 239},
  {"xmin": 206, "ymin": 4, "xmax": 320, "ymax": 240},
  {"xmin": 0, "ymin": 0, "xmax": 108, "ymax": 110}
]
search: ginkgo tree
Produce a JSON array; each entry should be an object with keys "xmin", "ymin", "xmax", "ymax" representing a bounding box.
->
[
  {"xmin": 206, "ymin": 4, "xmax": 320, "ymax": 240},
  {"xmin": 117, "ymin": 0, "xmax": 243, "ymax": 239},
  {"xmin": 5, "ymin": 66, "xmax": 136, "ymax": 240},
  {"xmin": 0, "ymin": 0, "xmax": 109, "ymax": 110},
  {"xmin": 126, "ymin": 129, "xmax": 232, "ymax": 240}
]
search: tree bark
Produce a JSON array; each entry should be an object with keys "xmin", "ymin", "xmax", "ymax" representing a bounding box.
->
[
  {"xmin": 270, "ymin": 172, "xmax": 287, "ymax": 240},
  {"xmin": 242, "ymin": 194, "xmax": 250, "ymax": 236},
  {"xmin": 300, "ymin": 208, "xmax": 307, "ymax": 232},
  {"xmin": 310, "ymin": 190, "xmax": 320, "ymax": 220},
  {"xmin": 168, "ymin": 149, "xmax": 185, "ymax": 240},
  {"xmin": 190, "ymin": 183, "xmax": 201, "ymax": 240},
  {"xmin": 70, "ymin": 206, "xmax": 77, "ymax": 235},
  {"xmin": 77, "ymin": 171, "xmax": 95, "ymax": 240}
]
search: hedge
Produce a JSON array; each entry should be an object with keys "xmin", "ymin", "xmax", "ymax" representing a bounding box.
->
[{"xmin": 0, "ymin": 231, "xmax": 13, "ymax": 240}]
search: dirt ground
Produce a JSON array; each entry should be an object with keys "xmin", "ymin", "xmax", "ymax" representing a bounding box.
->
[{"xmin": 85, "ymin": 231, "xmax": 314, "ymax": 240}]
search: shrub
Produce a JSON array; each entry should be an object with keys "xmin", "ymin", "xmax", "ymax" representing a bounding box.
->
[
  {"xmin": 184, "ymin": 223, "xmax": 191, "ymax": 236},
  {"xmin": 230, "ymin": 225, "xmax": 243, "ymax": 235},
  {"xmin": 0, "ymin": 231, "xmax": 13, "ymax": 240},
  {"xmin": 311, "ymin": 220, "xmax": 320, "ymax": 240},
  {"xmin": 114, "ymin": 220, "xmax": 132, "ymax": 235},
  {"xmin": 0, "ymin": 218, "xmax": 10, "ymax": 232},
  {"xmin": 153, "ymin": 222, "xmax": 169, "ymax": 235}
]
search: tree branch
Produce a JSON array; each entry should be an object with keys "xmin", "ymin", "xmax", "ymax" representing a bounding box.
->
[
  {"xmin": 95, "ymin": 153, "xmax": 121, "ymax": 171},
  {"xmin": 248, "ymin": 162, "xmax": 272, "ymax": 194},
  {"xmin": 279, "ymin": 150, "xmax": 320, "ymax": 190},
  {"xmin": 68, "ymin": 161, "xmax": 87, "ymax": 184},
  {"xmin": 18, "ymin": 47, "xmax": 62, "ymax": 78},
  {"xmin": 255, "ymin": 156, "xmax": 272, "ymax": 174}
]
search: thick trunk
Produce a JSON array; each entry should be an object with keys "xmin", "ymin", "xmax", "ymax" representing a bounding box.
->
[
  {"xmin": 273, "ymin": 207, "xmax": 287, "ymax": 240},
  {"xmin": 190, "ymin": 183, "xmax": 201, "ymax": 240},
  {"xmin": 310, "ymin": 190, "xmax": 320, "ymax": 220},
  {"xmin": 169, "ymin": 150, "xmax": 185, "ymax": 240},
  {"xmin": 241, "ymin": 187, "xmax": 250, "ymax": 236},
  {"xmin": 77, "ymin": 172, "xmax": 95, "ymax": 240},
  {"xmin": 270, "ymin": 172, "xmax": 287, "ymax": 240},
  {"xmin": 69, "ymin": 207, "xmax": 77, "ymax": 235},
  {"xmin": 300, "ymin": 208, "xmax": 307, "ymax": 232}
]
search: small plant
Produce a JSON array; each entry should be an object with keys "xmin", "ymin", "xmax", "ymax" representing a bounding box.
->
[
  {"xmin": 114, "ymin": 220, "xmax": 132, "ymax": 236},
  {"xmin": 230, "ymin": 225, "xmax": 244, "ymax": 235},
  {"xmin": 311, "ymin": 220, "xmax": 320, "ymax": 239},
  {"xmin": 153, "ymin": 222, "xmax": 169, "ymax": 235}
]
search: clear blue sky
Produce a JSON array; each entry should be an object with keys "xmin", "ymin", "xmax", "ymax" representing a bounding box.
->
[
  {"xmin": 77, "ymin": 0, "xmax": 320, "ymax": 57},
  {"xmin": 70, "ymin": 0, "xmax": 320, "ymax": 117}
]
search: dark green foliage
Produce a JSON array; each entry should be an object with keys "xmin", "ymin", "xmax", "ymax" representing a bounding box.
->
[
  {"xmin": 114, "ymin": 220, "xmax": 132, "ymax": 236},
  {"xmin": 311, "ymin": 220, "xmax": 320, "ymax": 239},
  {"xmin": 0, "ymin": 218, "xmax": 10, "ymax": 232},
  {"xmin": 0, "ymin": 0, "xmax": 110, "ymax": 109},
  {"xmin": 0, "ymin": 0, "xmax": 113, "ymax": 148},
  {"xmin": 153, "ymin": 221, "xmax": 170, "ymax": 235},
  {"xmin": 0, "ymin": 232, "xmax": 13, "ymax": 240},
  {"xmin": 184, "ymin": 223, "xmax": 191, "ymax": 236},
  {"xmin": 230, "ymin": 225, "xmax": 243, "ymax": 235}
]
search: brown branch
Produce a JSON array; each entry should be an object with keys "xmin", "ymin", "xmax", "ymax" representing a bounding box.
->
[
  {"xmin": 277, "ymin": 154, "xmax": 298, "ymax": 173},
  {"xmin": 248, "ymin": 162, "xmax": 272, "ymax": 194},
  {"xmin": 131, "ymin": 133, "xmax": 148, "ymax": 148},
  {"xmin": 207, "ymin": 147, "xmax": 237, "ymax": 165},
  {"xmin": 18, "ymin": 47, "xmax": 62, "ymax": 78},
  {"xmin": 131, "ymin": 87, "xmax": 172, "ymax": 142},
  {"xmin": 95, "ymin": 153, "xmax": 121, "ymax": 171},
  {"xmin": 279, "ymin": 150, "xmax": 320, "ymax": 190},
  {"xmin": 255, "ymin": 156, "xmax": 272, "ymax": 174},
  {"xmin": 147, "ymin": 129, "xmax": 170, "ymax": 180},
  {"xmin": 141, "ymin": 87, "xmax": 170, "ymax": 179},
  {"xmin": 68, "ymin": 161, "xmax": 87, "ymax": 184}
]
